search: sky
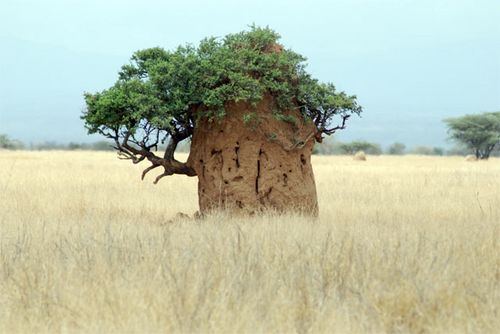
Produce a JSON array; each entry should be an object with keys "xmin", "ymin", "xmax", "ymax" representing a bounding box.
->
[{"xmin": 0, "ymin": 0, "xmax": 499, "ymax": 148}]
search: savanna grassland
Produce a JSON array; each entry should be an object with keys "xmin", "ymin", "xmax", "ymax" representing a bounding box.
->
[{"xmin": 0, "ymin": 151, "xmax": 498, "ymax": 333}]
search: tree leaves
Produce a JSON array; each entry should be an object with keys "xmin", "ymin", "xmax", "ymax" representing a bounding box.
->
[
  {"xmin": 445, "ymin": 112, "xmax": 500, "ymax": 159},
  {"xmin": 82, "ymin": 25, "xmax": 362, "ymax": 147}
]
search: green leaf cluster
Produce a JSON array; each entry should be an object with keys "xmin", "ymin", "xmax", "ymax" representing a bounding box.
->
[
  {"xmin": 387, "ymin": 142, "xmax": 406, "ymax": 155},
  {"xmin": 444, "ymin": 112, "xmax": 500, "ymax": 159},
  {"xmin": 339, "ymin": 140, "xmax": 382, "ymax": 155},
  {"xmin": 0, "ymin": 134, "xmax": 24, "ymax": 150},
  {"xmin": 82, "ymin": 25, "xmax": 362, "ymax": 145}
]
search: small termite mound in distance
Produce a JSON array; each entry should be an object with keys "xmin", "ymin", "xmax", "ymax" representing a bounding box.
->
[{"xmin": 353, "ymin": 151, "xmax": 367, "ymax": 161}]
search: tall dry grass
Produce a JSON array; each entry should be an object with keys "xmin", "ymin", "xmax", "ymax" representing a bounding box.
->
[{"xmin": 0, "ymin": 151, "xmax": 498, "ymax": 333}]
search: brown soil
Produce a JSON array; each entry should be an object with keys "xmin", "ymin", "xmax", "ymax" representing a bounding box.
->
[{"xmin": 187, "ymin": 96, "xmax": 319, "ymax": 215}]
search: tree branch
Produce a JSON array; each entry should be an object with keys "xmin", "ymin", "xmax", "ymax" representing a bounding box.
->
[
  {"xmin": 322, "ymin": 113, "xmax": 351, "ymax": 135},
  {"xmin": 164, "ymin": 135, "xmax": 180, "ymax": 160},
  {"xmin": 141, "ymin": 164, "xmax": 161, "ymax": 180},
  {"xmin": 111, "ymin": 129, "xmax": 196, "ymax": 182}
]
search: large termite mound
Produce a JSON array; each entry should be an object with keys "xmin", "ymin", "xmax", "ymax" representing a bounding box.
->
[{"xmin": 187, "ymin": 96, "xmax": 319, "ymax": 215}]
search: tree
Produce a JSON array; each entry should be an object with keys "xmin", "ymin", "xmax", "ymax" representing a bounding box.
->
[
  {"xmin": 432, "ymin": 147, "xmax": 444, "ymax": 156},
  {"xmin": 0, "ymin": 134, "xmax": 24, "ymax": 150},
  {"xmin": 339, "ymin": 140, "xmax": 381, "ymax": 155},
  {"xmin": 82, "ymin": 26, "xmax": 362, "ymax": 215},
  {"xmin": 0, "ymin": 134, "xmax": 11, "ymax": 148},
  {"xmin": 411, "ymin": 146, "xmax": 444, "ymax": 156},
  {"xmin": 444, "ymin": 112, "xmax": 500, "ymax": 159},
  {"xmin": 313, "ymin": 136, "xmax": 343, "ymax": 155},
  {"xmin": 387, "ymin": 142, "xmax": 406, "ymax": 155},
  {"xmin": 411, "ymin": 146, "xmax": 433, "ymax": 155}
]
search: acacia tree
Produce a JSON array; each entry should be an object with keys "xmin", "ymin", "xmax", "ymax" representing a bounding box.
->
[
  {"xmin": 445, "ymin": 112, "xmax": 500, "ymax": 160},
  {"xmin": 83, "ymin": 26, "xmax": 362, "ymax": 215},
  {"xmin": 0, "ymin": 134, "xmax": 24, "ymax": 150},
  {"xmin": 387, "ymin": 142, "xmax": 406, "ymax": 155},
  {"xmin": 339, "ymin": 140, "xmax": 381, "ymax": 155}
]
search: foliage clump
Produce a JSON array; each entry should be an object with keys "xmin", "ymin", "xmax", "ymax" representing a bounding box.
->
[
  {"xmin": 387, "ymin": 142, "xmax": 406, "ymax": 155},
  {"xmin": 339, "ymin": 140, "xmax": 381, "ymax": 155},
  {"xmin": 0, "ymin": 134, "xmax": 24, "ymax": 150},
  {"xmin": 82, "ymin": 26, "xmax": 362, "ymax": 161},
  {"xmin": 445, "ymin": 112, "xmax": 500, "ymax": 159}
]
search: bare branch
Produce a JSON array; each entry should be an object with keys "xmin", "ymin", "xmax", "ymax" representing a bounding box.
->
[
  {"xmin": 142, "ymin": 164, "xmax": 161, "ymax": 180},
  {"xmin": 132, "ymin": 155, "xmax": 146, "ymax": 164},
  {"xmin": 154, "ymin": 171, "xmax": 170, "ymax": 184},
  {"xmin": 104, "ymin": 122, "xmax": 195, "ymax": 183},
  {"xmin": 164, "ymin": 136, "xmax": 180, "ymax": 160},
  {"xmin": 322, "ymin": 113, "xmax": 351, "ymax": 135}
]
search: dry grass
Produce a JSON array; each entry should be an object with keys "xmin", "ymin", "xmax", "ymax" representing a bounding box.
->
[{"xmin": 0, "ymin": 151, "xmax": 499, "ymax": 333}]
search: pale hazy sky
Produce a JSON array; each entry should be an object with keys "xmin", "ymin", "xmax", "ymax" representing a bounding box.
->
[{"xmin": 1, "ymin": 0, "xmax": 499, "ymax": 148}]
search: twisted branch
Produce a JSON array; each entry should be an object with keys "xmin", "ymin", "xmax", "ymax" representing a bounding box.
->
[{"xmin": 100, "ymin": 125, "xmax": 196, "ymax": 183}]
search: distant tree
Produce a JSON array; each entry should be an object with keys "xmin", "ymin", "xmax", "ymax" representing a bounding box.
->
[
  {"xmin": 90, "ymin": 141, "xmax": 114, "ymax": 151},
  {"xmin": 33, "ymin": 141, "xmax": 65, "ymax": 150},
  {"xmin": 67, "ymin": 141, "xmax": 114, "ymax": 151},
  {"xmin": 0, "ymin": 134, "xmax": 24, "ymax": 150},
  {"xmin": 432, "ymin": 147, "xmax": 444, "ymax": 156},
  {"xmin": 31, "ymin": 141, "xmax": 119, "ymax": 151},
  {"xmin": 387, "ymin": 142, "xmax": 406, "ymax": 155},
  {"xmin": 313, "ymin": 136, "xmax": 343, "ymax": 155},
  {"xmin": 339, "ymin": 140, "xmax": 381, "ymax": 155},
  {"xmin": 0, "ymin": 134, "xmax": 11, "ymax": 148},
  {"xmin": 411, "ymin": 146, "xmax": 434, "ymax": 155},
  {"xmin": 411, "ymin": 146, "xmax": 445, "ymax": 156},
  {"xmin": 68, "ymin": 142, "xmax": 83, "ymax": 150},
  {"xmin": 444, "ymin": 112, "xmax": 500, "ymax": 159}
]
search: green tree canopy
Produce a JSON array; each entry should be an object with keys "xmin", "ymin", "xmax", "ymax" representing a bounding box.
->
[
  {"xmin": 444, "ymin": 112, "xmax": 500, "ymax": 159},
  {"xmin": 0, "ymin": 134, "xmax": 24, "ymax": 150},
  {"xmin": 339, "ymin": 140, "xmax": 382, "ymax": 155},
  {"xmin": 82, "ymin": 26, "xmax": 362, "ymax": 172},
  {"xmin": 387, "ymin": 142, "xmax": 406, "ymax": 155}
]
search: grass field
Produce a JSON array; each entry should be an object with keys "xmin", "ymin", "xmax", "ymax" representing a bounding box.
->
[{"xmin": 0, "ymin": 151, "xmax": 498, "ymax": 333}]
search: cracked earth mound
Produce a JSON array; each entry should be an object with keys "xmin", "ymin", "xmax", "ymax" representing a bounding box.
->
[{"xmin": 188, "ymin": 96, "xmax": 319, "ymax": 215}]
